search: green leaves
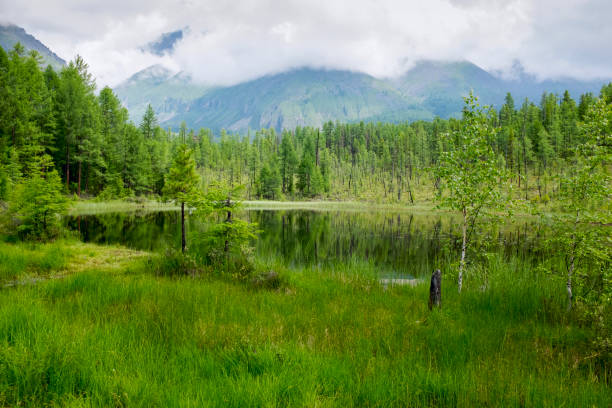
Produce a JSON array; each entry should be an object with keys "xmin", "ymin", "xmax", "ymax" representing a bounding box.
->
[
  {"xmin": 543, "ymin": 95, "xmax": 611, "ymax": 312},
  {"xmin": 6, "ymin": 154, "xmax": 67, "ymax": 240},
  {"xmin": 433, "ymin": 93, "xmax": 510, "ymax": 291},
  {"xmin": 434, "ymin": 93, "xmax": 507, "ymax": 217},
  {"xmin": 162, "ymin": 144, "xmax": 200, "ymax": 205}
]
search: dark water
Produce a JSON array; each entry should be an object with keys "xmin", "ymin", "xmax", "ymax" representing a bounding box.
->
[{"xmin": 66, "ymin": 209, "xmax": 543, "ymax": 276}]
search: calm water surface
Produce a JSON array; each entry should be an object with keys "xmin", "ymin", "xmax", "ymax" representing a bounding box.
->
[{"xmin": 66, "ymin": 209, "xmax": 544, "ymax": 276}]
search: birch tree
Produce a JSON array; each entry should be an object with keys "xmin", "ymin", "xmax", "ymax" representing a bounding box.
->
[
  {"xmin": 434, "ymin": 93, "xmax": 507, "ymax": 292},
  {"xmin": 547, "ymin": 98, "xmax": 611, "ymax": 310}
]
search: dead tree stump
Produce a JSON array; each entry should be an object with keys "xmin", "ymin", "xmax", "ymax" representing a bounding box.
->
[{"xmin": 429, "ymin": 269, "xmax": 441, "ymax": 310}]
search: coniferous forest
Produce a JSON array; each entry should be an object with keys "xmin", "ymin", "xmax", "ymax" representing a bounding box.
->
[
  {"xmin": 2, "ymin": 43, "xmax": 610, "ymax": 203},
  {"xmin": 0, "ymin": 39, "xmax": 611, "ymax": 407}
]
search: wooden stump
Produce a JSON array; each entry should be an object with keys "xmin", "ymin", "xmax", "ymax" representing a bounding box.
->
[{"xmin": 429, "ymin": 269, "xmax": 441, "ymax": 310}]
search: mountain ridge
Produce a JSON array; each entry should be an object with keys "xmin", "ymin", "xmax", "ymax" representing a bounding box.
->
[
  {"xmin": 116, "ymin": 60, "xmax": 609, "ymax": 132},
  {"xmin": 0, "ymin": 23, "xmax": 65, "ymax": 69}
]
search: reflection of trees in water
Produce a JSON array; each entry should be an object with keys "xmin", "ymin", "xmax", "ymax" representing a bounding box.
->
[
  {"xmin": 252, "ymin": 210, "xmax": 550, "ymax": 275},
  {"xmin": 253, "ymin": 210, "xmax": 459, "ymax": 275},
  {"xmin": 67, "ymin": 210, "xmax": 550, "ymax": 275},
  {"xmin": 68, "ymin": 212, "xmax": 191, "ymax": 251}
]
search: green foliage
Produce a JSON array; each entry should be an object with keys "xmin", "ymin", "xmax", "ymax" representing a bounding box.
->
[
  {"xmin": 434, "ymin": 94, "xmax": 508, "ymax": 291},
  {"xmin": 163, "ymin": 144, "xmax": 200, "ymax": 205},
  {"xmin": 139, "ymin": 104, "xmax": 158, "ymax": 140},
  {"xmin": 6, "ymin": 155, "xmax": 67, "ymax": 240},
  {"xmin": 149, "ymin": 249, "xmax": 200, "ymax": 277},
  {"xmin": 540, "ymin": 97, "xmax": 611, "ymax": 348},
  {"xmin": 0, "ymin": 241, "xmax": 67, "ymax": 281},
  {"xmin": 279, "ymin": 132, "xmax": 298, "ymax": 193},
  {"xmin": 435, "ymin": 94, "xmax": 505, "ymax": 214},
  {"xmin": 186, "ymin": 184, "xmax": 259, "ymax": 279},
  {"xmin": 0, "ymin": 244, "xmax": 609, "ymax": 406},
  {"xmin": 163, "ymin": 144, "xmax": 201, "ymax": 253},
  {"xmin": 256, "ymin": 160, "xmax": 281, "ymax": 200},
  {"xmin": 1, "ymin": 43, "xmax": 609, "ymax": 211}
]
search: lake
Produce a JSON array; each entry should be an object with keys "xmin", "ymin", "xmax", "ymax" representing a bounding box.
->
[{"xmin": 66, "ymin": 208, "xmax": 545, "ymax": 277}]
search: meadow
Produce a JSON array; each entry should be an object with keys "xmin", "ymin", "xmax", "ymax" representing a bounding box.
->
[{"xmin": 0, "ymin": 238, "xmax": 609, "ymax": 407}]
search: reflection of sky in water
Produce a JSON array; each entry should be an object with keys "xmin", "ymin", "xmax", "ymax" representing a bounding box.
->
[{"xmin": 66, "ymin": 210, "xmax": 546, "ymax": 277}]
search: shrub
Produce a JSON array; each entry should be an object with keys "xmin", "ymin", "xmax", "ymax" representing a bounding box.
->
[
  {"xmin": 5, "ymin": 155, "xmax": 67, "ymax": 241},
  {"xmin": 149, "ymin": 250, "xmax": 201, "ymax": 277}
]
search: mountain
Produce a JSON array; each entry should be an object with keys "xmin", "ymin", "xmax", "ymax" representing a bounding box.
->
[
  {"xmin": 116, "ymin": 60, "xmax": 610, "ymax": 132},
  {"xmin": 0, "ymin": 23, "xmax": 65, "ymax": 69},
  {"xmin": 141, "ymin": 29, "xmax": 184, "ymax": 56},
  {"xmin": 173, "ymin": 68, "xmax": 431, "ymax": 132},
  {"xmin": 113, "ymin": 64, "xmax": 211, "ymax": 124},
  {"xmin": 393, "ymin": 60, "xmax": 506, "ymax": 118}
]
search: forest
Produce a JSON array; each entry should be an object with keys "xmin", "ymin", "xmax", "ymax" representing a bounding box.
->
[
  {"xmin": 0, "ymin": 43, "xmax": 611, "ymax": 406},
  {"xmin": 1, "ymin": 43, "xmax": 611, "ymax": 203}
]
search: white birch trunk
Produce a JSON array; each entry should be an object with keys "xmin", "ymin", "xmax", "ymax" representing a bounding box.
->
[
  {"xmin": 459, "ymin": 209, "xmax": 467, "ymax": 293},
  {"xmin": 567, "ymin": 255, "xmax": 574, "ymax": 311},
  {"xmin": 567, "ymin": 210, "xmax": 579, "ymax": 311}
]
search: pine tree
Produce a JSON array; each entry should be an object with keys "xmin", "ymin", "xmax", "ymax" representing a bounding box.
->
[
  {"xmin": 297, "ymin": 136, "xmax": 316, "ymax": 197},
  {"xmin": 163, "ymin": 144, "xmax": 200, "ymax": 253},
  {"xmin": 280, "ymin": 133, "xmax": 297, "ymax": 194},
  {"xmin": 140, "ymin": 104, "xmax": 158, "ymax": 140}
]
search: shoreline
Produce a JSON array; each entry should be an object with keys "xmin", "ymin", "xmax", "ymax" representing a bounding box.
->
[{"xmin": 69, "ymin": 198, "xmax": 446, "ymax": 216}]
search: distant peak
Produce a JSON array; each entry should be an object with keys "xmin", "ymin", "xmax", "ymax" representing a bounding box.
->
[
  {"xmin": 141, "ymin": 28, "xmax": 187, "ymax": 56},
  {"xmin": 0, "ymin": 23, "xmax": 66, "ymax": 68}
]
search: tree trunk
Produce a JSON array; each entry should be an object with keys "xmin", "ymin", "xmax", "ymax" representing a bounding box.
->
[
  {"xmin": 65, "ymin": 144, "xmax": 70, "ymax": 191},
  {"xmin": 567, "ymin": 254, "xmax": 574, "ymax": 311},
  {"xmin": 224, "ymin": 197, "xmax": 232, "ymax": 253},
  {"xmin": 397, "ymin": 174, "xmax": 402, "ymax": 201},
  {"xmin": 458, "ymin": 209, "xmax": 467, "ymax": 293},
  {"xmin": 315, "ymin": 130, "xmax": 320, "ymax": 167},
  {"xmin": 77, "ymin": 161, "xmax": 82, "ymax": 197},
  {"xmin": 567, "ymin": 211, "xmax": 579, "ymax": 310},
  {"xmin": 181, "ymin": 201, "xmax": 186, "ymax": 253},
  {"xmin": 429, "ymin": 269, "xmax": 442, "ymax": 310}
]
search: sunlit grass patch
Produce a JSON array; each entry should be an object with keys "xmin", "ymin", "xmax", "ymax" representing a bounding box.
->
[
  {"xmin": 0, "ymin": 240, "xmax": 149, "ymax": 285},
  {"xmin": 69, "ymin": 199, "xmax": 178, "ymax": 216}
]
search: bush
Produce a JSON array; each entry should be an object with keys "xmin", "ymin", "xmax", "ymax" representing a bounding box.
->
[
  {"xmin": 5, "ymin": 156, "xmax": 67, "ymax": 241},
  {"xmin": 250, "ymin": 271, "xmax": 284, "ymax": 290},
  {"xmin": 149, "ymin": 250, "xmax": 201, "ymax": 277}
]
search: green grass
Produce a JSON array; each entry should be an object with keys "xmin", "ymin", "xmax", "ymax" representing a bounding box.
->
[
  {"xmin": 0, "ymin": 240, "xmax": 148, "ymax": 284},
  {"xmin": 69, "ymin": 199, "xmax": 178, "ymax": 216},
  {"xmin": 0, "ymin": 241, "xmax": 609, "ymax": 406},
  {"xmin": 0, "ymin": 241, "xmax": 68, "ymax": 282},
  {"xmin": 242, "ymin": 200, "xmax": 439, "ymax": 213},
  {"xmin": 71, "ymin": 198, "xmax": 439, "ymax": 216}
]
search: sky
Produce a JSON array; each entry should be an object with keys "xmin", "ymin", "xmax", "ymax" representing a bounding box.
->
[{"xmin": 1, "ymin": 0, "xmax": 611, "ymax": 88}]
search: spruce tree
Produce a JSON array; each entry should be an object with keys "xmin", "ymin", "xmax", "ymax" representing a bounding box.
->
[{"xmin": 163, "ymin": 144, "xmax": 200, "ymax": 253}]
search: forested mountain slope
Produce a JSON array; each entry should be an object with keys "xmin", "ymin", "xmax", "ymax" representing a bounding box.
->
[
  {"xmin": 0, "ymin": 24, "xmax": 65, "ymax": 70},
  {"xmin": 117, "ymin": 60, "xmax": 608, "ymax": 132}
]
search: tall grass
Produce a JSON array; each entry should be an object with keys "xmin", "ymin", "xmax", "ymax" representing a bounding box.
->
[
  {"xmin": 0, "ymin": 247, "xmax": 608, "ymax": 407},
  {"xmin": 70, "ymin": 199, "xmax": 178, "ymax": 216},
  {"xmin": 0, "ymin": 241, "xmax": 68, "ymax": 282}
]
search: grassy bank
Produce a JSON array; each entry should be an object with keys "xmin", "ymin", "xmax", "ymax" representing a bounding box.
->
[
  {"xmin": 69, "ymin": 198, "xmax": 439, "ymax": 216},
  {"xmin": 69, "ymin": 200, "xmax": 179, "ymax": 216},
  {"xmin": 70, "ymin": 198, "xmax": 556, "ymax": 221},
  {"xmin": 0, "ymin": 240, "xmax": 147, "ymax": 285},
  {"xmin": 0, "ymin": 240, "xmax": 609, "ymax": 407},
  {"xmin": 242, "ymin": 200, "xmax": 441, "ymax": 213}
]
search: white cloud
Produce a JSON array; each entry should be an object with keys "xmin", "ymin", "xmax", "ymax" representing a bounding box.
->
[{"xmin": 1, "ymin": 0, "xmax": 611, "ymax": 87}]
